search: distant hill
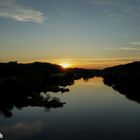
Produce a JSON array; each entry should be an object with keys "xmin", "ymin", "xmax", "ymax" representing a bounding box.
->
[
  {"xmin": 103, "ymin": 61, "xmax": 140, "ymax": 75},
  {"xmin": 0, "ymin": 61, "xmax": 62, "ymax": 78}
]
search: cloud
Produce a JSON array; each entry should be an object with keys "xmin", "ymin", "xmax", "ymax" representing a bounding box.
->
[
  {"xmin": 131, "ymin": 42, "xmax": 140, "ymax": 45},
  {"xmin": 120, "ymin": 47, "xmax": 140, "ymax": 51},
  {"xmin": 0, "ymin": 0, "xmax": 45, "ymax": 23},
  {"xmin": 103, "ymin": 46, "xmax": 140, "ymax": 51}
]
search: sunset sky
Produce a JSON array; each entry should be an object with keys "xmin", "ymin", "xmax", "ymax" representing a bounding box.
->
[{"xmin": 0, "ymin": 0, "xmax": 140, "ymax": 68}]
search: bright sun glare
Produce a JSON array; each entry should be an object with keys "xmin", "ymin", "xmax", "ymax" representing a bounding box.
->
[{"xmin": 59, "ymin": 63, "xmax": 71, "ymax": 68}]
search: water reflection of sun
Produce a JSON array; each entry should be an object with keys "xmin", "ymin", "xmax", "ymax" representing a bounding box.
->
[{"xmin": 59, "ymin": 63, "xmax": 71, "ymax": 68}]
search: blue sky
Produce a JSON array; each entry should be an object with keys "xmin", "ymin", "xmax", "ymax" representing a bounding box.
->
[{"xmin": 0, "ymin": 0, "xmax": 140, "ymax": 67}]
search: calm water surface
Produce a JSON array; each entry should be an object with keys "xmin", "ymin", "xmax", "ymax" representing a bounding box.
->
[{"xmin": 1, "ymin": 77, "xmax": 140, "ymax": 140}]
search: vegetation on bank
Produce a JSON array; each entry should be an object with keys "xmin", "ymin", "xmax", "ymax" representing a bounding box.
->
[
  {"xmin": 0, "ymin": 61, "xmax": 140, "ymax": 117},
  {"xmin": 101, "ymin": 61, "xmax": 140, "ymax": 103},
  {"xmin": 0, "ymin": 61, "xmax": 96, "ymax": 117}
]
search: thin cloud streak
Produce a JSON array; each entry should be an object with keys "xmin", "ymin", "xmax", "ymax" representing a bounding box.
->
[
  {"xmin": 120, "ymin": 47, "xmax": 140, "ymax": 51},
  {"xmin": 44, "ymin": 58, "xmax": 140, "ymax": 69},
  {"xmin": 131, "ymin": 42, "xmax": 140, "ymax": 45},
  {"xmin": 104, "ymin": 47, "xmax": 140, "ymax": 51},
  {"xmin": 0, "ymin": 0, "xmax": 45, "ymax": 23},
  {"xmin": 44, "ymin": 58, "xmax": 140, "ymax": 62}
]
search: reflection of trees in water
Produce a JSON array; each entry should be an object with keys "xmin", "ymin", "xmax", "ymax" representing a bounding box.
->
[
  {"xmin": 0, "ymin": 62, "xmax": 96, "ymax": 118},
  {"xmin": 83, "ymin": 78, "xmax": 90, "ymax": 82},
  {"xmin": 0, "ymin": 78, "xmax": 74, "ymax": 117},
  {"xmin": 0, "ymin": 91, "xmax": 66, "ymax": 118},
  {"xmin": 103, "ymin": 77, "xmax": 140, "ymax": 103},
  {"xmin": 102, "ymin": 62, "xmax": 140, "ymax": 103},
  {"xmin": 2, "ymin": 61, "xmax": 140, "ymax": 116}
]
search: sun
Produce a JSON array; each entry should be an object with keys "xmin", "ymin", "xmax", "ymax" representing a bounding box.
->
[{"xmin": 59, "ymin": 63, "xmax": 71, "ymax": 68}]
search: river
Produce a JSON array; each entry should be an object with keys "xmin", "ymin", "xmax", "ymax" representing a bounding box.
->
[{"xmin": 0, "ymin": 77, "xmax": 140, "ymax": 140}]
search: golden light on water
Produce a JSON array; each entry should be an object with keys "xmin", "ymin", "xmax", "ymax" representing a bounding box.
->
[{"xmin": 59, "ymin": 63, "xmax": 71, "ymax": 68}]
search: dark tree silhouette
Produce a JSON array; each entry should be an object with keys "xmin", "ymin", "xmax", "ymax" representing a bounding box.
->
[{"xmin": 101, "ymin": 61, "xmax": 140, "ymax": 103}]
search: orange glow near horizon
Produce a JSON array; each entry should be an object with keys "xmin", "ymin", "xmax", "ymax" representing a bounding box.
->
[
  {"xmin": 56, "ymin": 59, "xmax": 133, "ymax": 69},
  {"xmin": 11, "ymin": 58, "xmax": 139, "ymax": 69},
  {"xmin": 59, "ymin": 63, "xmax": 71, "ymax": 68},
  {"xmin": 41, "ymin": 58, "xmax": 139, "ymax": 69}
]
